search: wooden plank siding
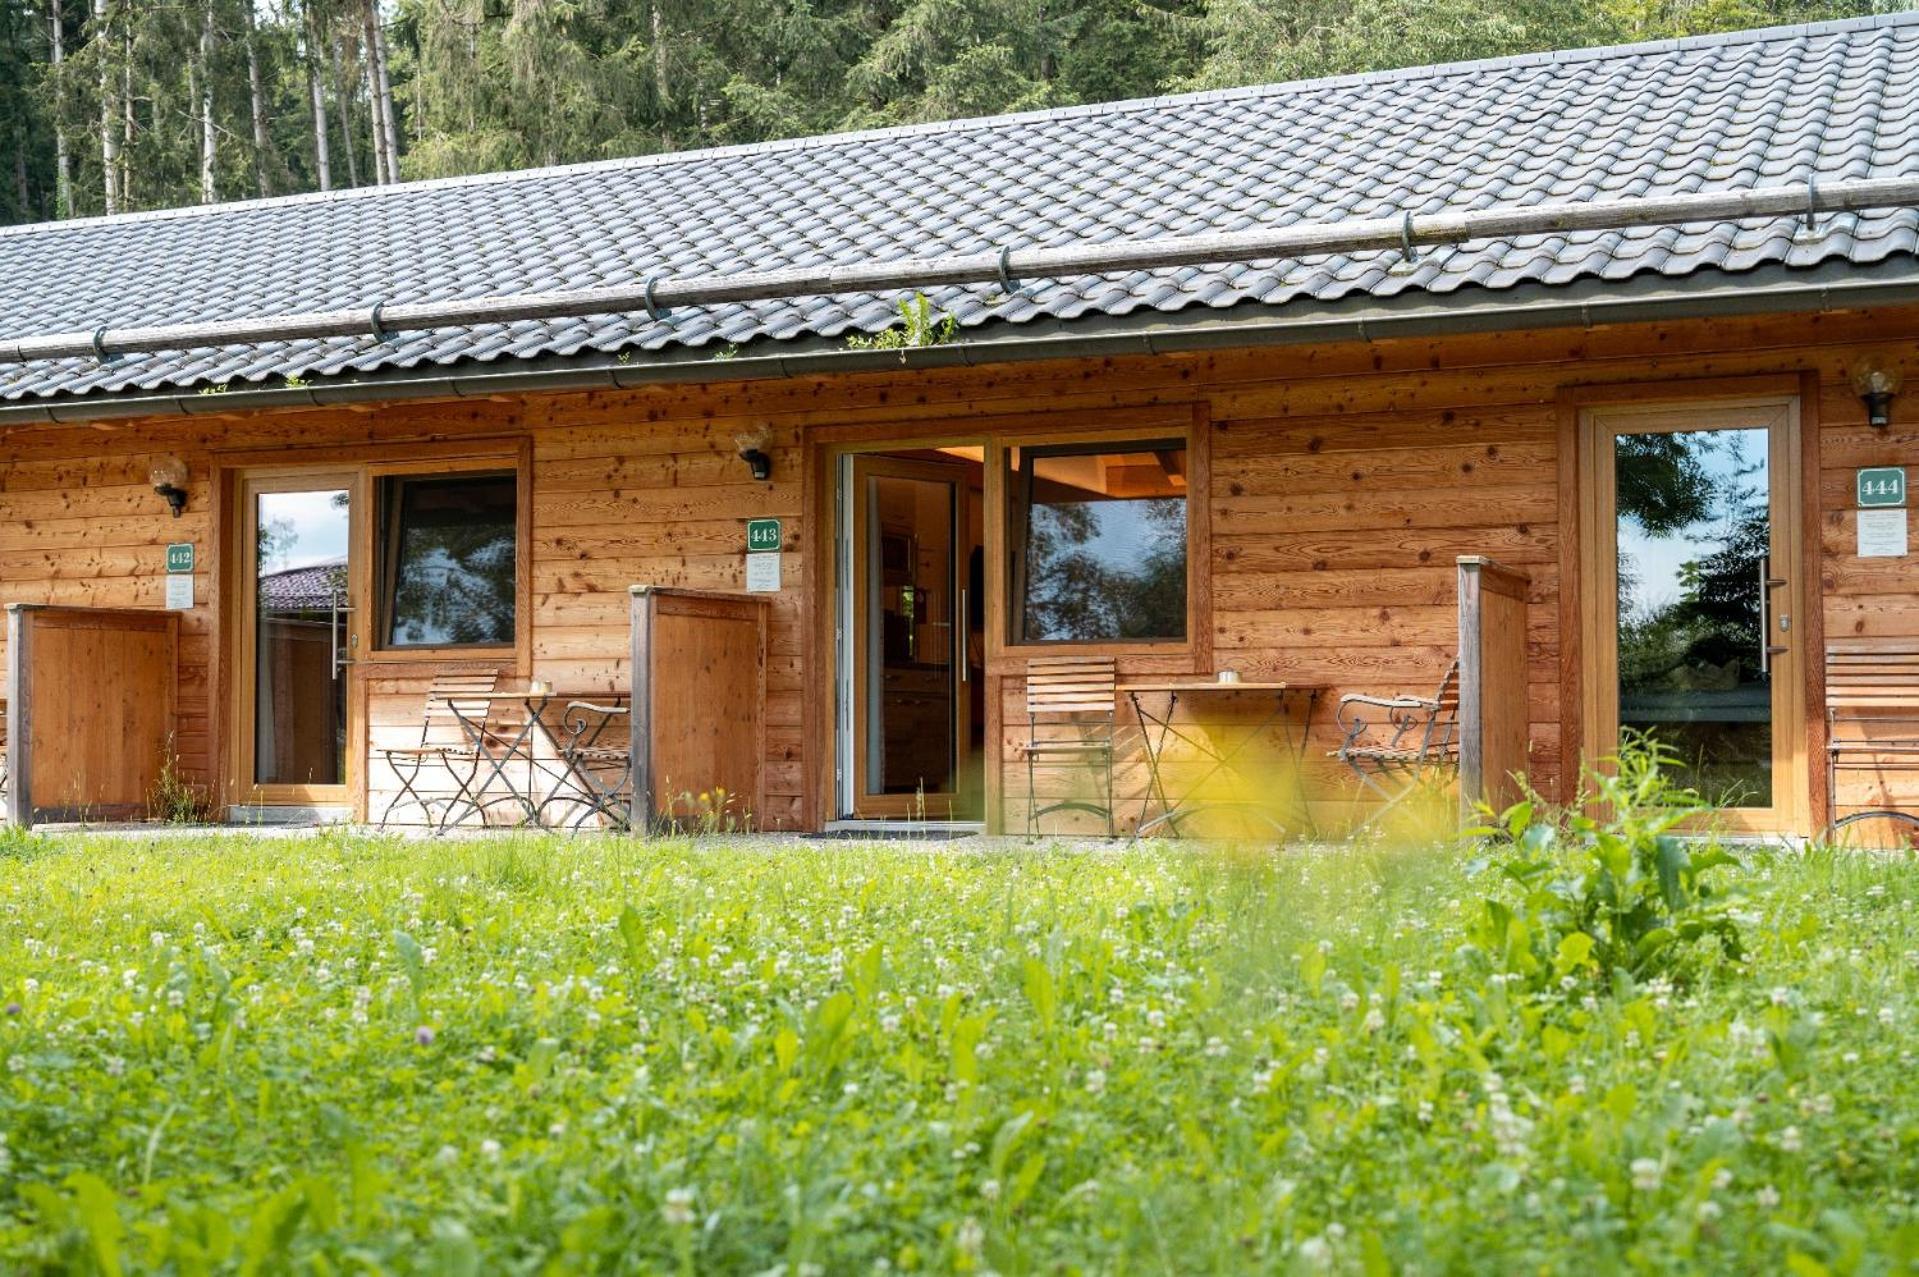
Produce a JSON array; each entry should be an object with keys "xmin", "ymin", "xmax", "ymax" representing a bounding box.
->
[{"xmin": 1, "ymin": 302, "xmax": 1916, "ymax": 832}]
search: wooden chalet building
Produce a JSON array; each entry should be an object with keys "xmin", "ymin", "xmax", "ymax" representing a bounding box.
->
[{"xmin": 3, "ymin": 15, "xmax": 1919, "ymax": 838}]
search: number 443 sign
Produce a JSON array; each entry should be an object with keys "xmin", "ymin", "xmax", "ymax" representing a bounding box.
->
[{"xmin": 1858, "ymin": 467, "xmax": 1907, "ymax": 508}]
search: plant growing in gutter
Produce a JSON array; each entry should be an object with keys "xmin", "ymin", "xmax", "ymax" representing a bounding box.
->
[{"xmin": 844, "ymin": 291, "xmax": 959, "ymax": 355}]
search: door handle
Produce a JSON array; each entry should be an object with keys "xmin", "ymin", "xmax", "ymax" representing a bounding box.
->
[
  {"xmin": 1757, "ymin": 558, "xmax": 1788, "ymax": 676},
  {"xmin": 330, "ymin": 600, "xmax": 356, "ymax": 680},
  {"xmin": 958, "ymin": 587, "xmax": 968, "ymax": 683}
]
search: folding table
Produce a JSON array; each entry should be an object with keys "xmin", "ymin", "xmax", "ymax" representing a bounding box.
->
[{"xmin": 1120, "ymin": 681, "xmax": 1323, "ymax": 839}]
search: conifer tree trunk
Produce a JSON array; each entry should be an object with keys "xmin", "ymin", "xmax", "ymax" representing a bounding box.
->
[
  {"xmin": 244, "ymin": 0, "xmax": 272, "ymax": 195},
  {"xmin": 651, "ymin": 2, "xmax": 668, "ymax": 146},
  {"xmin": 197, "ymin": 0, "xmax": 217, "ymax": 204},
  {"xmin": 366, "ymin": 0, "xmax": 400, "ymax": 181},
  {"xmin": 50, "ymin": 0, "xmax": 71, "ymax": 215},
  {"xmin": 119, "ymin": 25, "xmax": 132, "ymax": 205},
  {"xmin": 94, "ymin": 0, "xmax": 118, "ymax": 214},
  {"xmin": 360, "ymin": 2, "xmax": 389, "ymax": 182},
  {"xmin": 304, "ymin": 6, "xmax": 331, "ymax": 191},
  {"xmin": 330, "ymin": 31, "xmax": 359, "ymax": 186}
]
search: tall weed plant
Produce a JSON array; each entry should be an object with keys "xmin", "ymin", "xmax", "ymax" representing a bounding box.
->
[{"xmin": 1468, "ymin": 735, "xmax": 1748, "ymax": 997}]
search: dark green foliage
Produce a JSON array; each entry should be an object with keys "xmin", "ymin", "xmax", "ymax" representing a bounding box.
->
[{"xmin": 1468, "ymin": 736, "xmax": 1750, "ymax": 994}]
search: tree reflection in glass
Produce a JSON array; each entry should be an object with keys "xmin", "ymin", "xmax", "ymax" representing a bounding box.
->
[
  {"xmin": 1014, "ymin": 442, "xmax": 1187, "ymax": 643},
  {"xmin": 379, "ymin": 474, "xmax": 517, "ymax": 648},
  {"xmin": 1614, "ymin": 427, "xmax": 1771, "ymax": 806}
]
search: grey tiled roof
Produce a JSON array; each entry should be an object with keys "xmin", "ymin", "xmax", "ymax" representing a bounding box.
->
[{"xmin": 2, "ymin": 13, "xmax": 1918, "ymax": 403}]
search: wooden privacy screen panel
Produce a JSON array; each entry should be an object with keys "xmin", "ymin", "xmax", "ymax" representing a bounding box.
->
[
  {"xmin": 6, "ymin": 605, "xmax": 179, "ymax": 826},
  {"xmin": 629, "ymin": 586, "xmax": 770, "ymax": 830},
  {"xmin": 1456, "ymin": 557, "xmax": 1532, "ymax": 818}
]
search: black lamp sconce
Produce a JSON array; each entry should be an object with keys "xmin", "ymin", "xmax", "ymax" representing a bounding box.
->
[
  {"xmin": 734, "ymin": 427, "xmax": 774, "ymax": 481},
  {"xmin": 1852, "ymin": 357, "xmax": 1903, "ymax": 429},
  {"xmin": 149, "ymin": 456, "xmax": 190, "ymax": 517}
]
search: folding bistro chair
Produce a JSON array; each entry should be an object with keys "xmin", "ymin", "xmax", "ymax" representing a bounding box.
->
[
  {"xmin": 376, "ymin": 671, "xmax": 500, "ymax": 832},
  {"xmin": 1017, "ymin": 656, "xmax": 1117, "ymax": 836},
  {"xmin": 1334, "ymin": 660, "xmax": 1460, "ymax": 824},
  {"xmin": 1824, "ymin": 640, "xmax": 1919, "ymax": 840},
  {"xmin": 550, "ymin": 699, "xmax": 633, "ymax": 831}
]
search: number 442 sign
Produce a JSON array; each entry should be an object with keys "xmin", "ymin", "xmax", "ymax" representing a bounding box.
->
[{"xmin": 1858, "ymin": 467, "xmax": 1907, "ymax": 508}]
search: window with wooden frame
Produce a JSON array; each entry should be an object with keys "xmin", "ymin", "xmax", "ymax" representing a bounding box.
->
[
  {"xmin": 374, "ymin": 471, "xmax": 518, "ymax": 650},
  {"xmin": 1005, "ymin": 438, "xmax": 1191, "ymax": 645}
]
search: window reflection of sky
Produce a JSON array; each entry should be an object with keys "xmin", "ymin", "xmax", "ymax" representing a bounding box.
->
[
  {"xmin": 257, "ymin": 490, "xmax": 349, "ymax": 573},
  {"xmin": 1032, "ymin": 502, "xmax": 1163, "ymax": 574},
  {"xmin": 1617, "ymin": 429, "xmax": 1765, "ymax": 620}
]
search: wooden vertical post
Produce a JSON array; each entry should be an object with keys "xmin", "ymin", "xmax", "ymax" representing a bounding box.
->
[
  {"xmin": 1457, "ymin": 556, "xmax": 1532, "ymax": 824},
  {"xmin": 6, "ymin": 605, "xmax": 32, "ymax": 828},
  {"xmin": 629, "ymin": 585, "xmax": 656, "ymax": 832}
]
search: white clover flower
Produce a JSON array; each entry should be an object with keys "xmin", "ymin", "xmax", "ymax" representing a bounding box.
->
[
  {"xmin": 1696, "ymin": 1200, "xmax": 1722, "ymax": 1224},
  {"xmin": 480, "ymin": 1139, "xmax": 502, "ymax": 1160},
  {"xmin": 979, "ymin": 1178, "xmax": 1001, "ymax": 1202},
  {"xmin": 1630, "ymin": 1158, "xmax": 1662, "ymax": 1192},
  {"xmin": 662, "ymin": 1187, "xmax": 696, "ymax": 1226},
  {"xmin": 1296, "ymin": 1236, "xmax": 1333, "ymax": 1270},
  {"xmin": 1769, "ymin": 987, "xmax": 1791, "ymax": 1007},
  {"xmin": 956, "ymin": 1216, "xmax": 985, "ymax": 1257},
  {"xmin": 1084, "ymin": 1068, "xmax": 1106, "ymax": 1096},
  {"xmin": 1777, "ymin": 1126, "xmax": 1803, "ymax": 1153},
  {"xmin": 1756, "ymin": 1184, "xmax": 1781, "ymax": 1209}
]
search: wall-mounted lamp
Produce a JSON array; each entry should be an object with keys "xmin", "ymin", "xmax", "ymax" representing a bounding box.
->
[
  {"xmin": 149, "ymin": 456, "xmax": 189, "ymax": 517},
  {"xmin": 734, "ymin": 427, "xmax": 774, "ymax": 482},
  {"xmin": 1851, "ymin": 357, "xmax": 1903, "ymax": 429}
]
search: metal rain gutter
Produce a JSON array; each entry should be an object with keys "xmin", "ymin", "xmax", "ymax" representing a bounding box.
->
[
  {"xmin": 1, "ymin": 174, "xmax": 1915, "ymax": 364},
  {"xmin": 4, "ymin": 260, "xmax": 1917, "ymax": 426}
]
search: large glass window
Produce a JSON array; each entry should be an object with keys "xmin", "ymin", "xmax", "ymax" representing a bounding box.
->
[
  {"xmin": 376, "ymin": 472, "xmax": 518, "ymax": 648},
  {"xmin": 1010, "ymin": 440, "xmax": 1188, "ymax": 644}
]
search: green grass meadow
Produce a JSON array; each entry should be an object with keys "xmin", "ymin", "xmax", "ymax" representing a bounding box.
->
[{"xmin": 0, "ymin": 828, "xmax": 1915, "ymax": 1274}]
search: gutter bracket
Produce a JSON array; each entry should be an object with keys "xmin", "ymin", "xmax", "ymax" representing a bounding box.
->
[{"xmin": 90, "ymin": 325, "xmax": 110, "ymax": 362}]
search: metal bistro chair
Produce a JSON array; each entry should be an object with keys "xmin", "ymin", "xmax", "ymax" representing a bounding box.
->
[
  {"xmin": 548, "ymin": 699, "xmax": 633, "ymax": 831},
  {"xmin": 377, "ymin": 671, "xmax": 501, "ymax": 833},
  {"xmin": 1018, "ymin": 656, "xmax": 1118, "ymax": 836},
  {"xmin": 1334, "ymin": 660, "xmax": 1460, "ymax": 823},
  {"xmin": 1824, "ymin": 639, "xmax": 1919, "ymax": 841}
]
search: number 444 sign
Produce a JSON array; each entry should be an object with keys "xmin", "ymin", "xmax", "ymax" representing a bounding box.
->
[{"xmin": 1858, "ymin": 467, "xmax": 1906, "ymax": 508}]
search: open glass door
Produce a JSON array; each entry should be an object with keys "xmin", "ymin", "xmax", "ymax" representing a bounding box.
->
[
  {"xmin": 1584, "ymin": 401, "xmax": 1805, "ymax": 832},
  {"xmin": 238, "ymin": 473, "xmax": 361, "ymax": 808},
  {"xmin": 842, "ymin": 453, "xmax": 985, "ymax": 821}
]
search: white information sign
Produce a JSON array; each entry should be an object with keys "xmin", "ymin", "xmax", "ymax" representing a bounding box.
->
[
  {"xmin": 745, "ymin": 552, "xmax": 781, "ymax": 593},
  {"xmin": 1857, "ymin": 508, "xmax": 1909, "ymax": 558},
  {"xmin": 164, "ymin": 573, "xmax": 195, "ymax": 610}
]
